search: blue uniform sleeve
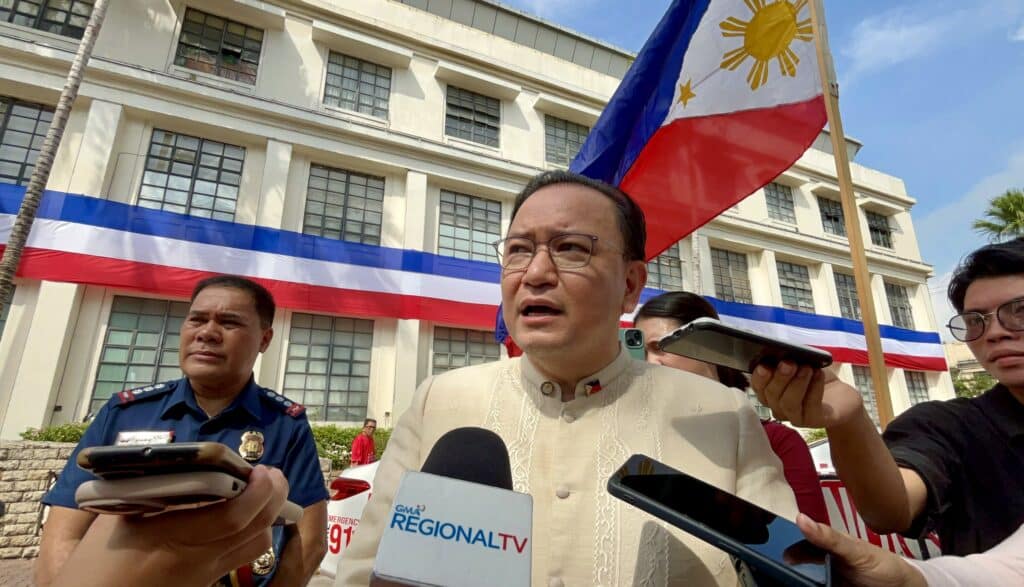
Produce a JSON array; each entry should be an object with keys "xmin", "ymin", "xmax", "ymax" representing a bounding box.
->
[
  {"xmin": 280, "ymin": 418, "xmax": 329, "ymax": 507},
  {"xmin": 42, "ymin": 403, "xmax": 115, "ymax": 508}
]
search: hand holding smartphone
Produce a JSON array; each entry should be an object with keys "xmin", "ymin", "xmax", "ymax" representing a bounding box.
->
[
  {"xmin": 75, "ymin": 442, "xmax": 302, "ymax": 523},
  {"xmin": 657, "ymin": 317, "xmax": 832, "ymax": 374},
  {"xmin": 607, "ymin": 454, "xmax": 831, "ymax": 587}
]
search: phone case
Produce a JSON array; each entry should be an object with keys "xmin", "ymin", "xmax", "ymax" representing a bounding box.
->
[
  {"xmin": 75, "ymin": 471, "xmax": 247, "ymax": 515},
  {"xmin": 78, "ymin": 442, "xmax": 253, "ymax": 481},
  {"xmin": 658, "ymin": 317, "xmax": 833, "ymax": 373},
  {"xmin": 607, "ymin": 454, "xmax": 830, "ymax": 587}
]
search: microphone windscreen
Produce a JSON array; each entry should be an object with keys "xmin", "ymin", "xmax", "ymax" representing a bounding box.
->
[{"xmin": 420, "ymin": 427, "xmax": 513, "ymax": 490}]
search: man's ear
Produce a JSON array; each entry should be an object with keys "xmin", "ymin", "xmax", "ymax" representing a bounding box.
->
[
  {"xmin": 622, "ymin": 260, "xmax": 647, "ymax": 313},
  {"xmin": 259, "ymin": 327, "xmax": 273, "ymax": 353}
]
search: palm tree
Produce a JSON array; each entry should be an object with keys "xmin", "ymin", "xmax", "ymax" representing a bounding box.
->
[
  {"xmin": 0, "ymin": 0, "xmax": 110, "ymax": 315},
  {"xmin": 973, "ymin": 188, "xmax": 1024, "ymax": 242}
]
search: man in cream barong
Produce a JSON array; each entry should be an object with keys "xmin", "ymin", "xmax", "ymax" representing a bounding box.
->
[{"xmin": 335, "ymin": 171, "xmax": 798, "ymax": 586}]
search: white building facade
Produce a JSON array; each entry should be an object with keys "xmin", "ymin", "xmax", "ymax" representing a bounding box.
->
[{"xmin": 0, "ymin": 0, "xmax": 951, "ymax": 439}]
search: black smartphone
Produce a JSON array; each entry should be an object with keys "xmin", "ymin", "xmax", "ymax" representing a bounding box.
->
[
  {"xmin": 607, "ymin": 454, "xmax": 831, "ymax": 587},
  {"xmin": 78, "ymin": 442, "xmax": 253, "ymax": 481},
  {"xmin": 619, "ymin": 327, "xmax": 645, "ymax": 360},
  {"xmin": 658, "ymin": 317, "xmax": 832, "ymax": 373}
]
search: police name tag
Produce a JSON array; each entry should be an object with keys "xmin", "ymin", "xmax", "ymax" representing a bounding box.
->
[{"xmin": 115, "ymin": 430, "xmax": 174, "ymax": 446}]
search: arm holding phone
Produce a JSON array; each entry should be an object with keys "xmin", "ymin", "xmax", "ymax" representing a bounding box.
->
[
  {"xmin": 53, "ymin": 465, "xmax": 288, "ymax": 587},
  {"xmin": 750, "ymin": 362, "xmax": 926, "ymax": 535}
]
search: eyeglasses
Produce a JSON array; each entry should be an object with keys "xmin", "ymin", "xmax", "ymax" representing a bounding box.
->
[
  {"xmin": 947, "ymin": 297, "xmax": 1024, "ymax": 342},
  {"xmin": 492, "ymin": 233, "xmax": 623, "ymax": 271}
]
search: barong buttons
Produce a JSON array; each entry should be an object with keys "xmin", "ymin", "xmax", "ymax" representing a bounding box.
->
[
  {"xmin": 556, "ymin": 486, "xmax": 570, "ymax": 499},
  {"xmin": 540, "ymin": 381, "xmax": 555, "ymax": 395},
  {"xmin": 548, "ymin": 578, "xmax": 564, "ymax": 587},
  {"xmin": 561, "ymin": 411, "xmax": 575, "ymax": 424}
]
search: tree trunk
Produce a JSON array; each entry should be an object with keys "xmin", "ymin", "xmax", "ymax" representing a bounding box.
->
[{"xmin": 0, "ymin": 0, "xmax": 110, "ymax": 314}]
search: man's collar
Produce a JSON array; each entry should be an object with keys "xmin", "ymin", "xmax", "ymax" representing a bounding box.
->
[
  {"xmin": 521, "ymin": 347, "xmax": 632, "ymax": 400},
  {"xmin": 978, "ymin": 384, "xmax": 1024, "ymax": 438},
  {"xmin": 161, "ymin": 376, "xmax": 263, "ymax": 422}
]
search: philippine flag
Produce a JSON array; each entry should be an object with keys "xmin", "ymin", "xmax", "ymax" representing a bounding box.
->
[{"xmin": 571, "ymin": 0, "xmax": 827, "ymax": 259}]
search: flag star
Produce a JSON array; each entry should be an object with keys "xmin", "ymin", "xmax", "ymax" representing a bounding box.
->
[{"xmin": 678, "ymin": 79, "xmax": 696, "ymax": 107}]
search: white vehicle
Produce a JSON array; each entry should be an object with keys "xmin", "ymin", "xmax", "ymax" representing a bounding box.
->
[{"xmin": 319, "ymin": 461, "xmax": 380, "ymax": 577}]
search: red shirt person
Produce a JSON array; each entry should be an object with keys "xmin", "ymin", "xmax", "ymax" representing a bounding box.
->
[{"xmin": 350, "ymin": 418, "xmax": 377, "ymax": 466}]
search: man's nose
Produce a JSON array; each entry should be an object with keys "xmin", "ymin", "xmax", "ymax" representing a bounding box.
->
[{"xmin": 521, "ymin": 247, "xmax": 558, "ymax": 285}]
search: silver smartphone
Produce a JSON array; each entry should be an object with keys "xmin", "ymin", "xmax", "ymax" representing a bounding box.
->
[{"xmin": 658, "ymin": 317, "xmax": 832, "ymax": 373}]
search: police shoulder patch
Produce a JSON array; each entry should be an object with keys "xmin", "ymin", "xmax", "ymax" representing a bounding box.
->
[
  {"xmin": 114, "ymin": 380, "xmax": 177, "ymax": 407},
  {"xmin": 260, "ymin": 388, "xmax": 306, "ymax": 418}
]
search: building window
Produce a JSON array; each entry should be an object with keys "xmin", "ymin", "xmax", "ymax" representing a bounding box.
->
[
  {"xmin": 432, "ymin": 327, "xmax": 501, "ymax": 375},
  {"xmin": 818, "ymin": 197, "xmax": 846, "ymax": 236},
  {"xmin": 711, "ymin": 248, "xmax": 752, "ymax": 304},
  {"xmin": 284, "ymin": 314, "xmax": 373, "ymax": 422},
  {"xmin": 323, "ymin": 52, "xmax": 391, "ymax": 119},
  {"xmin": 303, "ymin": 164, "xmax": 384, "ymax": 245},
  {"xmin": 174, "ymin": 8, "xmax": 263, "ymax": 85},
  {"xmin": 777, "ymin": 261, "xmax": 814, "ymax": 313},
  {"xmin": 91, "ymin": 297, "xmax": 186, "ymax": 412},
  {"xmin": 885, "ymin": 282, "xmax": 915, "ymax": 329},
  {"xmin": 647, "ymin": 242, "xmax": 683, "ymax": 291},
  {"xmin": 1, "ymin": 0, "xmax": 93, "ymax": 39},
  {"xmin": 445, "ymin": 86, "xmax": 500, "ymax": 147},
  {"xmin": 833, "ymin": 271, "xmax": 861, "ymax": 320},
  {"xmin": 139, "ymin": 129, "xmax": 244, "ymax": 222},
  {"xmin": 438, "ymin": 190, "xmax": 502, "ymax": 262},
  {"xmin": 866, "ymin": 211, "xmax": 894, "ymax": 249},
  {"xmin": 905, "ymin": 371, "xmax": 929, "ymax": 405},
  {"xmin": 0, "ymin": 286, "xmax": 13, "ymax": 341},
  {"xmin": 852, "ymin": 366, "xmax": 880, "ymax": 426},
  {"xmin": 764, "ymin": 182, "xmax": 796, "ymax": 224},
  {"xmin": 544, "ymin": 115, "xmax": 588, "ymax": 167},
  {"xmin": 0, "ymin": 97, "xmax": 53, "ymax": 186}
]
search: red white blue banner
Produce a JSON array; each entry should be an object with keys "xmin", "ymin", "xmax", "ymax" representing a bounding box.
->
[{"xmin": 0, "ymin": 184, "xmax": 945, "ymax": 371}]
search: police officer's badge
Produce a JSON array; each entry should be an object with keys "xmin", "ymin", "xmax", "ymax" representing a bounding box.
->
[
  {"xmin": 239, "ymin": 430, "xmax": 264, "ymax": 462},
  {"xmin": 251, "ymin": 547, "xmax": 275, "ymax": 576}
]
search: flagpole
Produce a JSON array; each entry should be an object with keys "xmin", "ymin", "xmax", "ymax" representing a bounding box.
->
[{"xmin": 808, "ymin": 0, "xmax": 894, "ymax": 428}]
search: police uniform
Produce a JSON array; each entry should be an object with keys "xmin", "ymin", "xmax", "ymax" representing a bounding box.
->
[{"xmin": 44, "ymin": 376, "xmax": 329, "ymax": 585}]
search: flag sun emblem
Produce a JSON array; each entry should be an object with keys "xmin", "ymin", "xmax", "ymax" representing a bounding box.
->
[{"xmin": 719, "ymin": 0, "xmax": 814, "ymax": 90}]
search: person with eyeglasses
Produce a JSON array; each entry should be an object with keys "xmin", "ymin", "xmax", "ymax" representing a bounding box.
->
[
  {"xmin": 751, "ymin": 236, "xmax": 1024, "ymax": 558},
  {"xmin": 334, "ymin": 170, "xmax": 799, "ymax": 586}
]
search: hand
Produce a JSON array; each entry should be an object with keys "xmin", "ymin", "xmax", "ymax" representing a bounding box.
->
[
  {"xmin": 751, "ymin": 362, "xmax": 864, "ymax": 428},
  {"xmin": 54, "ymin": 465, "xmax": 289, "ymax": 587},
  {"xmin": 796, "ymin": 514, "xmax": 927, "ymax": 587}
]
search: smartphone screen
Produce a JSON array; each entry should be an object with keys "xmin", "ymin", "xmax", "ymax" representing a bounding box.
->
[{"xmin": 609, "ymin": 454, "xmax": 829, "ymax": 586}]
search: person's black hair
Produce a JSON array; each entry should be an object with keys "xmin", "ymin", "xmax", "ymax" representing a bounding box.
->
[
  {"xmin": 363, "ymin": 418, "xmax": 377, "ymax": 427},
  {"xmin": 510, "ymin": 170, "xmax": 646, "ymax": 262},
  {"xmin": 635, "ymin": 291, "xmax": 750, "ymax": 390},
  {"xmin": 191, "ymin": 275, "xmax": 275, "ymax": 329},
  {"xmin": 948, "ymin": 236, "xmax": 1024, "ymax": 313}
]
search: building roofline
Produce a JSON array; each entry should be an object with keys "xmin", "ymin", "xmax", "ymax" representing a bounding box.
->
[{"xmin": 465, "ymin": 0, "xmax": 636, "ymax": 58}]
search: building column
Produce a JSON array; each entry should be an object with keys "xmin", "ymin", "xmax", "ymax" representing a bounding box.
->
[
  {"xmin": 691, "ymin": 233, "xmax": 712, "ymax": 295},
  {"xmin": 0, "ymin": 283, "xmax": 83, "ymax": 438},
  {"xmin": 871, "ymin": 273, "xmax": 891, "ymax": 325},
  {"xmin": 390, "ymin": 171, "xmax": 430, "ymax": 420},
  {"xmin": 817, "ymin": 263, "xmax": 840, "ymax": 317},
  {"xmin": 750, "ymin": 249, "xmax": 780, "ymax": 307},
  {"xmin": 63, "ymin": 99, "xmax": 124, "ymax": 196},
  {"xmin": 252, "ymin": 139, "xmax": 293, "ymax": 385}
]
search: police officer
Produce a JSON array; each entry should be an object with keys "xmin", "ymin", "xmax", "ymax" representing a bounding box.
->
[{"xmin": 37, "ymin": 275, "xmax": 328, "ymax": 587}]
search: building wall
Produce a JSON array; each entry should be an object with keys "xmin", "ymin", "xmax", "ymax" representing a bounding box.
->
[{"xmin": 0, "ymin": 0, "xmax": 951, "ymax": 438}]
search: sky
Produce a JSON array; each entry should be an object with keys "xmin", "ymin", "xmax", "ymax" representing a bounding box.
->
[{"xmin": 498, "ymin": 0, "xmax": 1024, "ymax": 336}]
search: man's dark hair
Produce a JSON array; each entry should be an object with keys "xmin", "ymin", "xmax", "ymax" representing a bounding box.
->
[
  {"xmin": 191, "ymin": 275, "xmax": 275, "ymax": 328},
  {"xmin": 635, "ymin": 291, "xmax": 750, "ymax": 391},
  {"xmin": 948, "ymin": 237, "xmax": 1024, "ymax": 313},
  {"xmin": 510, "ymin": 170, "xmax": 646, "ymax": 262},
  {"xmin": 364, "ymin": 418, "xmax": 377, "ymax": 427}
]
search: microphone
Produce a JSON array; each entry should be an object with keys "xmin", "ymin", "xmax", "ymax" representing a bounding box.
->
[{"xmin": 370, "ymin": 427, "xmax": 532, "ymax": 587}]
